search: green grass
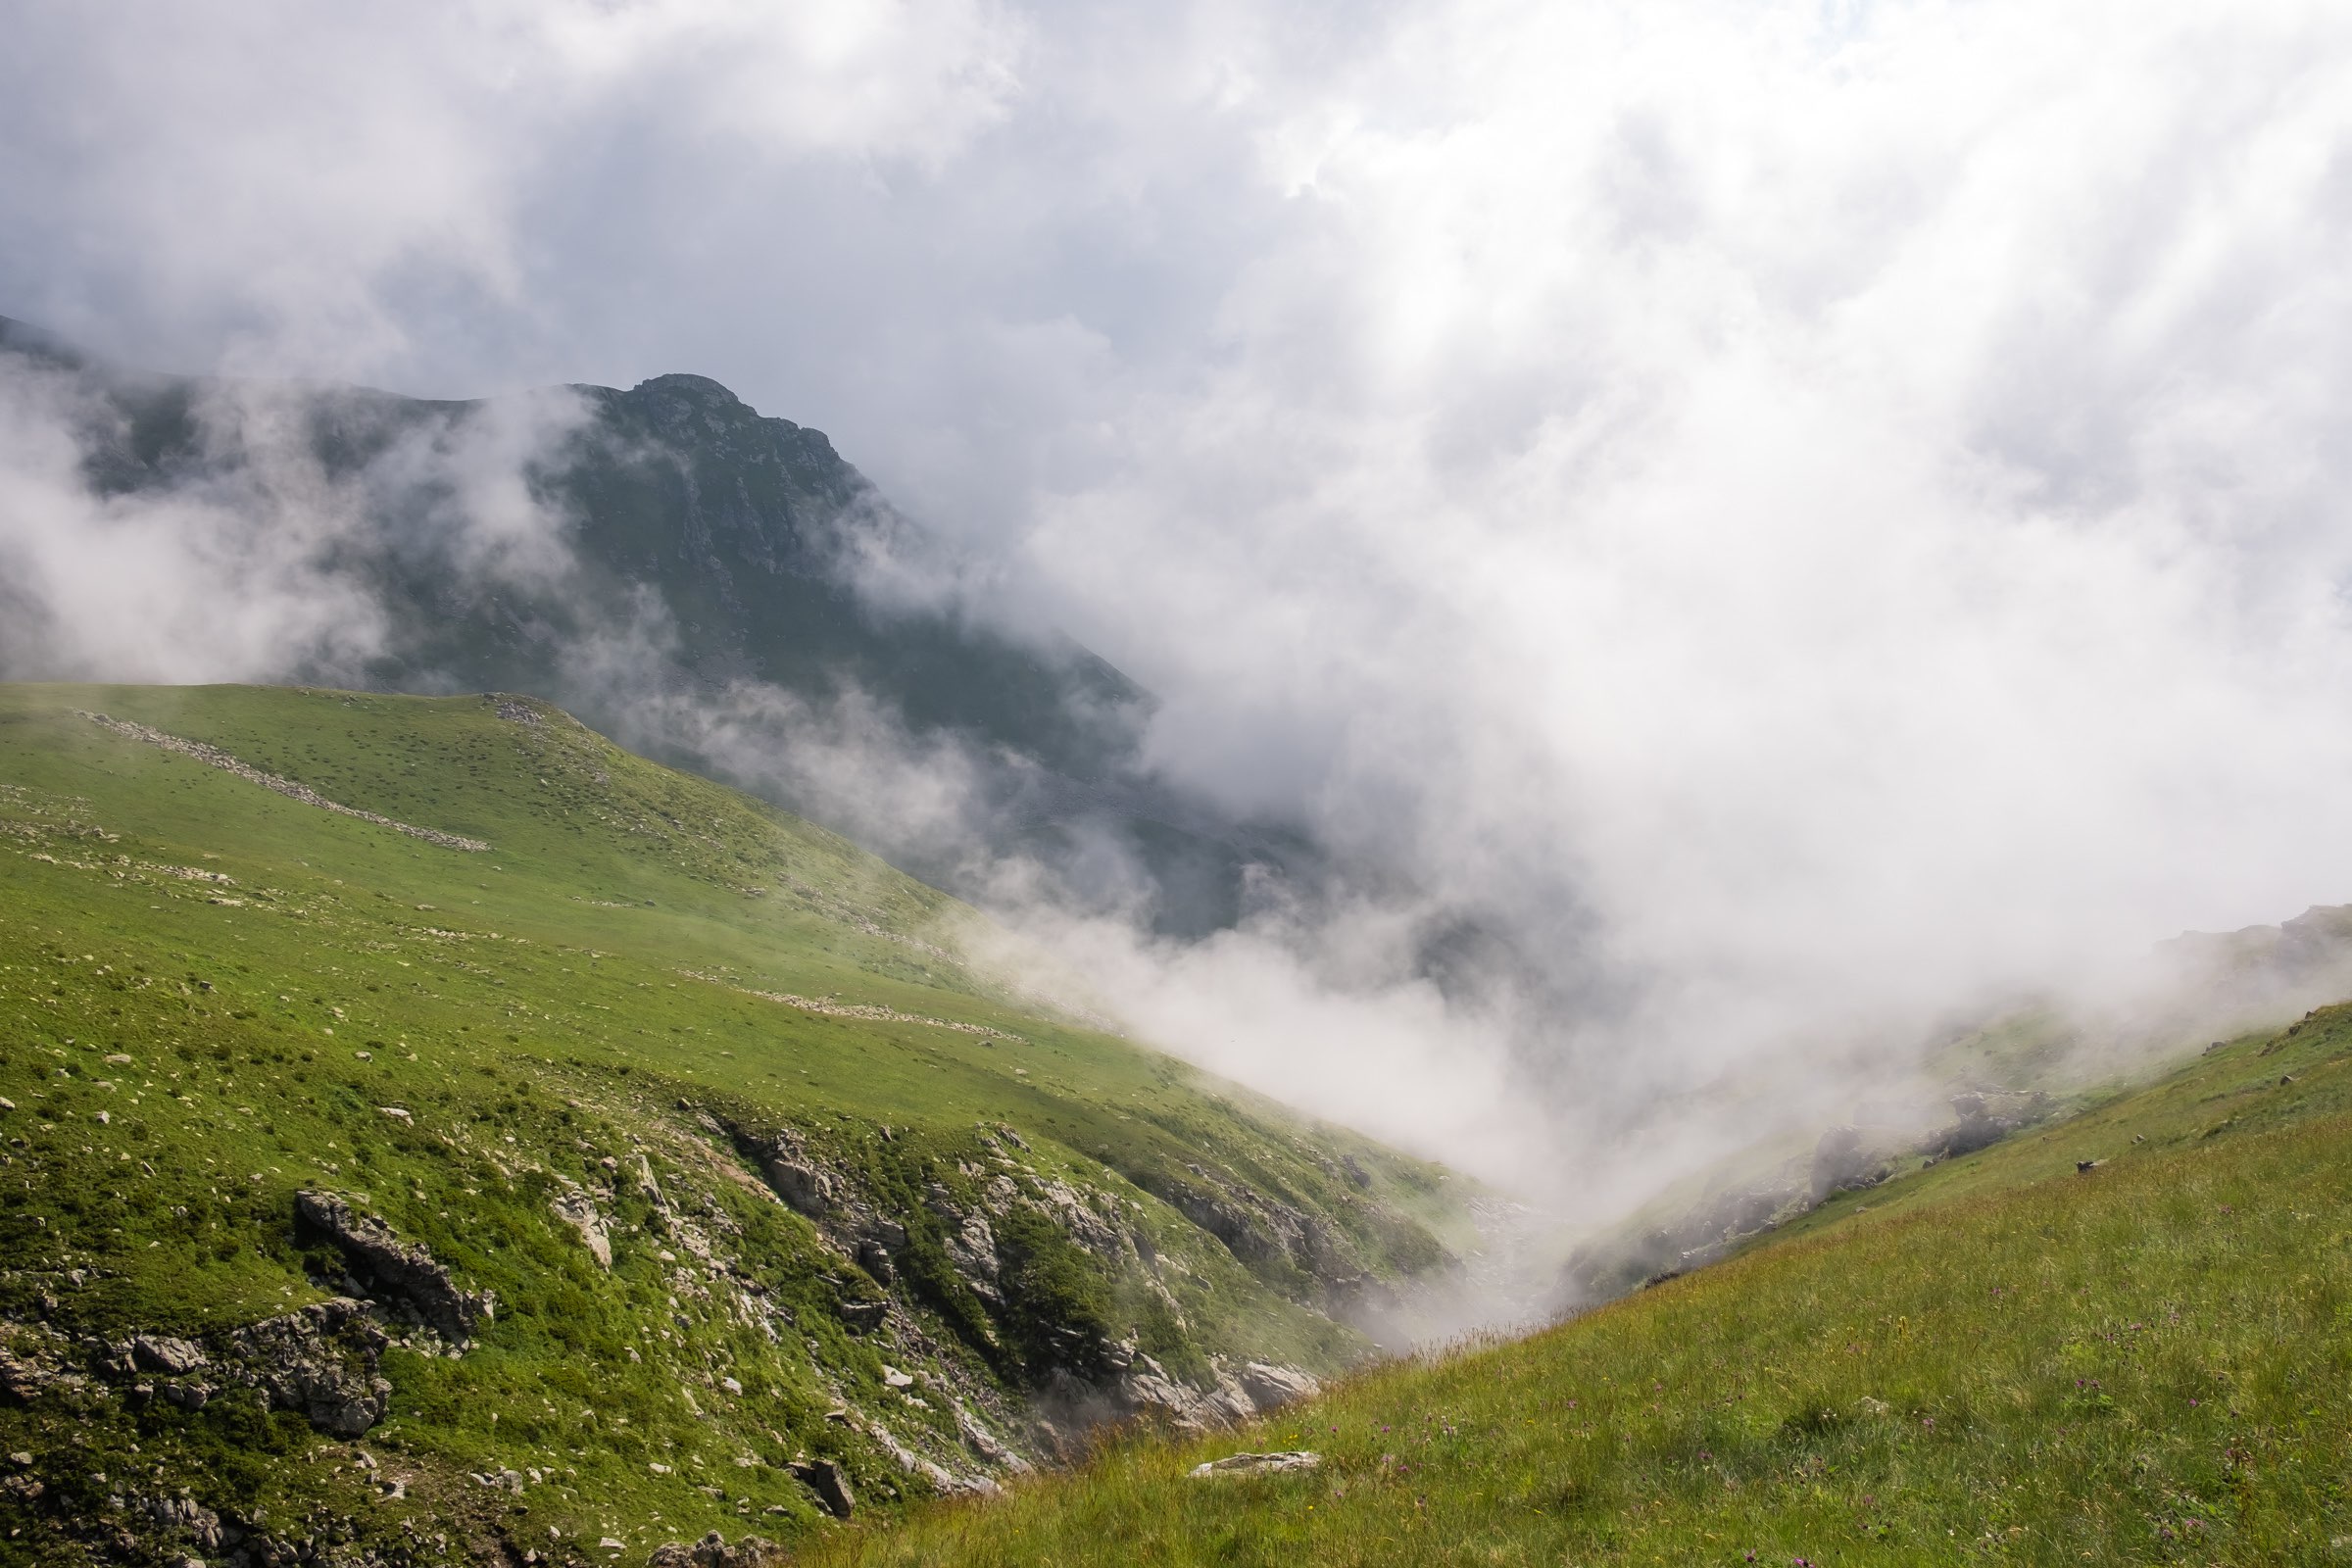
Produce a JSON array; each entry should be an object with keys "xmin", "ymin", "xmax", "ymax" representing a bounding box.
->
[
  {"xmin": 0, "ymin": 682, "xmax": 1458, "ymax": 1564},
  {"xmin": 803, "ymin": 1011, "xmax": 2352, "ymax": 1566}
]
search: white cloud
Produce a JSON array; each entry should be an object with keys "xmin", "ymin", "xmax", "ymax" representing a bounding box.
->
[
  {"xmin": 0, "ymin": 0, "xmax": 1024, "ymax": 374},
  {"xmin": 0, "ymin": 355, "xmax": 589, "ymax": 684}
]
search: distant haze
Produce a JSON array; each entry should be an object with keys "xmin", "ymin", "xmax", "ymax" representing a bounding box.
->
[{"xmin": 7, "ymin": 1, "xmax": 2352, "ymax": 1213}]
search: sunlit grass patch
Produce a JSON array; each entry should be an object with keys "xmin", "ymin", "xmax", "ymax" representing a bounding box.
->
[{"xmin": 808, "ymin": 1052, "xmax": 2352, "ymax": 1566}]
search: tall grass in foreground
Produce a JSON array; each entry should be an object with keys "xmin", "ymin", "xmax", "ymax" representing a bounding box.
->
[{"xmin": 805, "ymin": 1107, "xmax": 2352, "ymax": 1565}]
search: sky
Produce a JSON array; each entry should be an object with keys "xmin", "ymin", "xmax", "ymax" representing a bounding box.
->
[{"xmin": 8, "ymin": 0, "xmax": 2352, "ymax": 1205}]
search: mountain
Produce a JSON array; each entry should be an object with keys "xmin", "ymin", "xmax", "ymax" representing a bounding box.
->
[
  {"xmin": 0, "ymin": 317, "xmax": 1293, "ymax": 937},
  {"xmin": 0, "ymin": 682, "xmax": 1466, "ymax": 1566}
]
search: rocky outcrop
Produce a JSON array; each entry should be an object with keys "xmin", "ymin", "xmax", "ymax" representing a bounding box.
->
[
  {"xmin": 5, "ymin": 1298, "xmax": 399, "ymax": 1439},
  {"xmin": 128, "ymin": 1333, "xmax": 208, "ymax": 1376},
  {"xmin": 1095, "ymin": 1353, "xmax": 1320, "ymax": 1436},
  {"xmin": 955, "ymin": 1402, "xmax": 1031, "ymax": 1472},
  {"xmin": 1190, "ymin": 1450, "xmax": 1322, "ymax": 1478},
  {"xmin": 939, "ymin": 1205, "xmax": 1004, "ymax": 1305},
  {"xmin": 294, "ymin": 1190, "xmax": 493, "ymax": 1344},
  {"xmin": 647, "ymin": 1530, "xmax": 785, "ymax": 1568},
  {"xmin": 787, "ymin": 1458, "xmax": 857, "ymax": 1519},
  {"xmin": 222, "ymin": 1298, "xmax": 394, "ymax": 1438},
  {"xmin": 551, "ymin": 1183, "xmax": 614, "ymax": 1269},
  {"xmin": 122, "ymin": 1488, "xmax": 227, "ymax": 1553},
  {"xmin": 834, "ymin": 1297, "xmax": 889, "ymax": 1334},
  {"xmin": 1140, "ymin": 1166, "xmax": 1365, "ymax": 1295},
  {"xmin": 5, "ymin": 1195, "xmax": 491, "ymax": 1444},
  {"xmin": 1237, "ymin": 1361, "xmax": 1320, "ymax": 1410},
  {"xmin": 1926, "ymin": 1091, "xmax": 2048, "ymax": 1160},
  {"xmin": 765, "ymin": 1155, "xmax": 837, "ymax": 1219},
  {"xmin": 0, "ymin": 1325, "xmax": 85, "ymax": 1402}
]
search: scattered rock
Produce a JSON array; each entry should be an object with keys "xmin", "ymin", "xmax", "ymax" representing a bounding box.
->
[
  {"xmin": 552, "ymin": 1186, "xmax": 613, "ymax": 1269},
  {"xmin": 955, "ymin": 1404, "xmax": 1030, "ymax": 1472},
  {"xmin": 835, "ymin": 1298, "xmax": 887, "ymax": 1334},
  {"xmin": 222, "ymin": 1298, "xmax": 393, "ymax": 1437},
  {"xmin": 1104, "ymin": 1355, "xmax": 1270, "ymax": 1433},
  {"xmin": 376, "ymin": 1106, "xmax": 413, "ymax": 1124},
  {"xmin": 788, "ymin": 1458, "xmax": 856, "ymax": 1518},
  {"xmin": 129, "ymin": 1335, "xmax": 207, "ymax": 1376},
  {"xmin": 126, "ymin": 1490, "xmax": 225, "ymax": 1552},
  {"xmin": 880, "ymin": 1365, "xmax": 914, "ymax": 1389},
  {"xmin": 646, "ymin": 1530, "xmax": 781, "ymax": 1568},
  {"xmin": 763, "ymin": 1156, "xmax": 836, "ymax": 1219},
  {"xmin": 158, "ymin": 1380, "xmax": 213, "ymax": 1412},
  {"xmin": 1236, "ymin": 1362, "xmax": 1319, "ymax": 1412},
  {"xmin": 938, "ymin": 1208, "xmax": 1002, "ymax": 1302},
  {"xmin": 0, "ymin": 1333, "xmax": 82, "ymax": 1400},
  {"xmin": 1190, "ymin": 1450, "xmax": 1322, "ymax": 1478},
  {"xmin": 854, "ymin": 1413, "xmax": 987, "ymax": 1494},
  {"xmin": 79, "ymin": 710, "xmax": 493, "ymax": 852},
  {"xmin": 294, "ymin": 1191, "xmax": 493, "ymax": 1344}
]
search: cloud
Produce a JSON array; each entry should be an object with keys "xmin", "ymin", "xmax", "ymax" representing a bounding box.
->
[
  {"xmin": 1014, "ymin": 1, "xmax": 2352, "ymax": 1069},
  {"xmin": 0, "ymin": 0, "xmax": 1024, "ymax": 376},
  {"xmin": 0, "ymin": 351, "xmax": 590, "ymax": 684}
]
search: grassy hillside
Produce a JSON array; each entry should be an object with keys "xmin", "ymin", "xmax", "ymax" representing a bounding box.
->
[
  {"xmin": 805, "ymin": 1005, "xmax": 2352, "ymax": 1565},
  {"xmin": 0, "ymin": 683, "xmax": 1460, "ymax": 1567}
]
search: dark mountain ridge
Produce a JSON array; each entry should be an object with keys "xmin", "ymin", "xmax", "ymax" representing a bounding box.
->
[{"xmin": 0, "ymin": 315, "xmax": 1292, "ymax": 935}]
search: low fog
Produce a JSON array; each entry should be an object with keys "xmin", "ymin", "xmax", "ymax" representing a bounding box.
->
[{"xmin": 8, "ymin": 1, "xmax": 2352, "ymax": 1259}]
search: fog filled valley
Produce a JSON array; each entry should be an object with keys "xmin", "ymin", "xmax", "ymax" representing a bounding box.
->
[{"xmin": 9, "ymin": 2, "xmax": 2352, "ymax": 1563}]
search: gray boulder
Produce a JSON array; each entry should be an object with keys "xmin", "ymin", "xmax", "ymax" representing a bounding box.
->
[
  {"xmin": 788, "ymin": 1458, "xmax": 856, "ymax": 1519},
  {"xmin": 763, "ymin": 1158, "xmax": 835, "ymax": 1219},
  {"xmin": 1237, "ymin": 1362, "xmax": 1320, "ymax": 1412},
  {"xmin": 1190, "ymin": 1450, "xmax": 1322, "ymax": 1478}
]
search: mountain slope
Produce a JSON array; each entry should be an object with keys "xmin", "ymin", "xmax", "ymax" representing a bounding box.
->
[
  {"xmin": 805, "ymin": 1004, "xmax": 2352, "ymax": 1565},
  {"xmin": 0, "ymin": 682, "xmax": 1464, "ymax": 1566},
  {"xmin": 0, "ymin": 317, "xmax": 1290, "ymax": 937}
]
